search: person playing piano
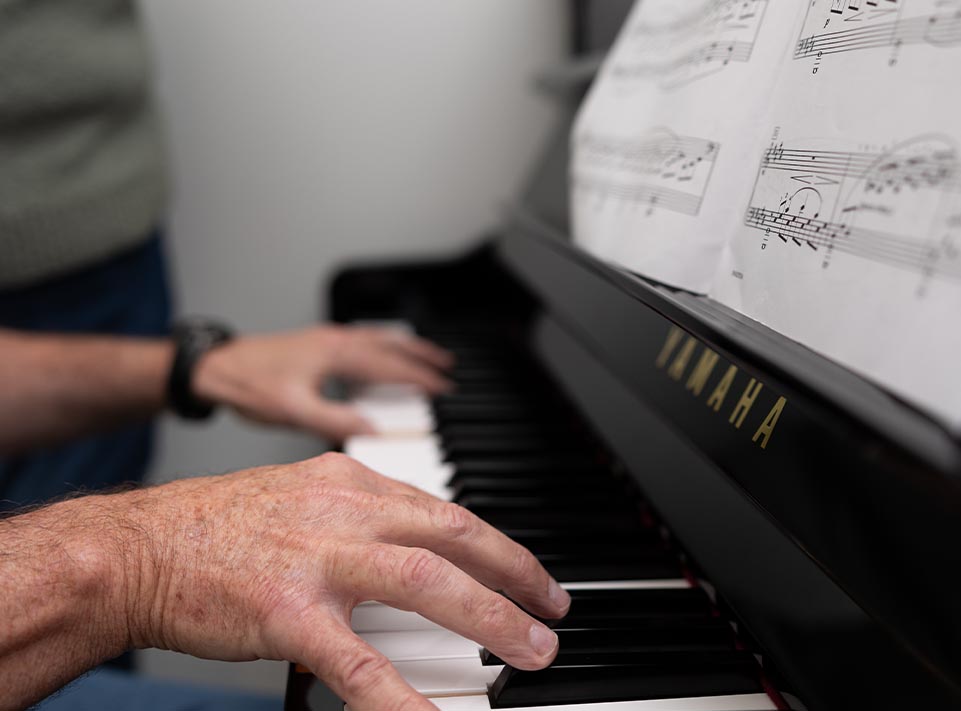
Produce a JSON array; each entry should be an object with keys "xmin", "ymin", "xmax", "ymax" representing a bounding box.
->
[{"xmin": 0, "ymin": 2, "xmax": 571, "ymax": 709}]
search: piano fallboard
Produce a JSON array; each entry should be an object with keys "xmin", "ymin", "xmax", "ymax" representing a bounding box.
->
[
  {"xmin": 500, "ymin": 210, "xmax": 961, "ymax": 708},
  {"xmin": 287, "ymin": 213, "xmax": 961, "ymax": 710}
]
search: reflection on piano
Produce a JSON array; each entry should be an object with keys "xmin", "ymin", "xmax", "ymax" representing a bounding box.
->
[
  {"xmin": 284, "ymin": 227, "xmax": 961, "ymax": 709},
  {"xmin": 285, "ymin": 6, "xmax": 961, "ymax": 709}
]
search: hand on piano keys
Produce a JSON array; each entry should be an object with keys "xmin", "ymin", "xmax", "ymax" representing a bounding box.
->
[
  {"xmin": 334, "ymin": 324, "xmax": 780, "ymax": 711},
  {"xmin": 190, "ymin": 323, "xmax": 456, "ymax": 442}
]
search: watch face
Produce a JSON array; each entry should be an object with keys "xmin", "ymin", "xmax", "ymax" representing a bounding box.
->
[
  {"xmin": 169, "ymin": 318, "xmax": 234, "ymax": 419},
  {"xmin": 175, "ymin": 318, "xmax": 233, "ymax": 342}
]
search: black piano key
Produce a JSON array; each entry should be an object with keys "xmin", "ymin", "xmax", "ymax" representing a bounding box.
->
[
  {"xmin": 436, "ymin": 394, "xmax": 543, "ymax": 408},
  {"xmin": 434, "ymin": 403, "xmax": 554, "ymax": 424},
  {"xmin": 480, "ymin": 621, "xmax": 737, "ymax": 665},
  {"xmin": 444, "ymin": 437, "xmax": 588, "ymax": 461},
  {"xmin": 450, "ymin": 477, "xmax": 619, "ymax": 500},
  {"xmin": 459, "ymin": 494, "xmax": 636, "ymax": 514},
  {"xmin": 470, "ymin": 508, "xmax": 644, "ymax": 533},
  {"xmin": 505, "ymin": 530, "xmax": 662, "ymax": 554},
  {"xmin": 487, "ymin": 652, "xmax": 763, "ymax": 708},
  {"xmin": 437, "ymin": 423, "xmax": 575, "ymax": 441},
  {"xmin": 556, "ymin": 588, "xmax": 714, "ymax": 623},
  {"xmin": 528, "ymin": 542, "xmax": 673, "ymax": 562},
  {"xmin": 541, "ymin": 557, "xmax": 682, "ymax": 582},
  {"xmin": 448, "ymin": 365, "xmax": 532, "ymax": 380},
  {"xmin": 445, "ymin": 457, "xmax": 601, "ymax": 485}
]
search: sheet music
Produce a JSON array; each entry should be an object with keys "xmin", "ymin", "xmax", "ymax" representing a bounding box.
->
[
  {"xmin": 714, "ymin": 0, "xmax": 961, "ymax": 426},
  {"xmin": 573, "ymin": 0, "xmax": 961, "ymax": 427},
  {"xmin": 572, "ymin": 0, "xmax": 805, "ymax": 292}
]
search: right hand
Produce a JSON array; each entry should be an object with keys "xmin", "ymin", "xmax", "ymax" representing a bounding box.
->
[{"xmin": 110, "ymin": 453, "xmax": 570, "ymax": 710}]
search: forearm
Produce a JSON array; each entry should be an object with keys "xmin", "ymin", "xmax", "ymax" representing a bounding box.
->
[
  {"xmin": 0, "ymin": 330, "xmax": 174, "ymax": 454},
  {"xmin": 0, "ymin": 496, "xmax": 134, "ymax": 710}
]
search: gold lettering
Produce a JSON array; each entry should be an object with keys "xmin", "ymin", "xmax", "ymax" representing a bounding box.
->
[
  {"xmin": 667, "ymin": 338, "xmax": 697, "ymax": 381},
  {"xmin": 729, "ymin": 378, "xmax": 763, "ymax": 429},
  {"xmin": 706, "ymin": 365, "xmax": 737, "ymax": 412},
  {"xmin": 685, "ymin": 349, "xmax": 719, "ymax": 397},
  {"xmin": 752, "ymin": 396, "xmax": 786, "ymax": 449},
  {"xmin": 656, "ymin": 327, "xmax": 684, "ymax": 369}
]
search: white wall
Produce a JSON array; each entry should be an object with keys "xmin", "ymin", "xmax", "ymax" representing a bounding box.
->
[
  {"xmin": 140, "ymin": 0, "xmax": 569, "ymax": 480},
  {"xmin": 136, "ymin": 0, "xmax": 568, "ymax": 695}
]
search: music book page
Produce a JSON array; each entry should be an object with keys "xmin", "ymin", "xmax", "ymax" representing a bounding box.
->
[{"xmin": 573, "ymin": 0, "xmax": 961, "ymax": 427}]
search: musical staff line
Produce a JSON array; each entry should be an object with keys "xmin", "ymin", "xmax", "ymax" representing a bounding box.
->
[
  {"xmin": 575, "ymin": 178, "xmax": 706, "ymax": 217},
  {"xmin": 610, "ymin": 0, "xmax": 769, "ymax": 89},
  {"xmin": 796, "ymin": 2, "xmax": 961, "ymax": 60},
  {"xmin": 575, "ymin": 130, "xmax": 720, "ymax": 217},
  {"xmin": 761, "ymin": 146, "xmax": 961, "ymax": 191},
  {"xmin": 744, "ymin": 136, "xmax": 961, "ymax": 281},
  {"xmin": 746, "ymin": 206, "xmax": 960, "ymax": 279}
]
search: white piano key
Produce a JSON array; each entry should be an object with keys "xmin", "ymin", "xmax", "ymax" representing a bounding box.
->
[
  {"xmin": 349, "ymin": 320, "xmax": 414, "ymax": 334},
  {"xmin": 391, "ymin": 658, "xmax": 501, "ymax": 697},
  {"xmin": 430, "ymin": 692, "xmax": 778, "ymax": 711},
  {"xmin": 562, "ymin": 579, "xmax": 692, "ymax": 591},
  {"xmin": 345, "ymin": 434, "xmax": 452, "ymax": 497},
  {"xmin": 351, "ymin": 602, "xmax": 444, "ymax": 633},
  {"xmin": 360, "ymin": 630, "xmax": 479, "ymax": 662},
  {"xmin": 352, "ymin": 382, "xmax": 423, "ymax": 401},
  {"xmin": 353, "ymin": 394, "xmax": 434, "ymax": 435}
]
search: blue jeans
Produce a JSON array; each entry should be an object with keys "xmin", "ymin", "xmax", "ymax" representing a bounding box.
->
[
  {"xmin": 0, "ymin": 234, "xmax": 172, "ymax": 511},
  {"xmin": 34, "ymin": 668, "xmax": 281, "ymax": 711}
]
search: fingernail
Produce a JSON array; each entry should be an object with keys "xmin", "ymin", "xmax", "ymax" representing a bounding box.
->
[
  {"xmin": 548, "ymin": 578, "xmax": 571, "ymax": 612},
  {"xmin": 529, "ymin": 623, "xmax": 558, "ymax": 657}
]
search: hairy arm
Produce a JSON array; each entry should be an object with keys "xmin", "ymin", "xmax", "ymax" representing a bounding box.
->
[
  {"xmin": 0, "ymin": 325, "xmax": 452, "ymax": 454},
  {"xmin": 0, "ymin": 329, "xmax": 173, "ymax": 454},
  {"xmin": 0, "ymin": 496, "xmax": 133, "ymax": 710},
  {"xmin": 0, "ymin": 454, "xmax": 567, "ymax": 711}
]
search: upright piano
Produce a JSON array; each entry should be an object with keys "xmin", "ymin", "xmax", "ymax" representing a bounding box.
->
[{"xmin": 285, "ymin": 33, "xmax": 961, "ymax": 711}]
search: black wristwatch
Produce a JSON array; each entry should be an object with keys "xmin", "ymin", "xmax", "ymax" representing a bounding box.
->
[{"xmin": 167, "ymin": 318, "xmax": 235, "ymax": 420}]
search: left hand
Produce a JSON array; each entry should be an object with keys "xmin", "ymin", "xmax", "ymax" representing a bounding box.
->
[{"xmin": 192, "ymin": 325, "xmax": 453, "ymax": 441}]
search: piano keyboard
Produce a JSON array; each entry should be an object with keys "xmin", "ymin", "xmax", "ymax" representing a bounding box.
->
[{"xmin": 341, "ymin": 326, "xmax": 780, "ymax": 711}]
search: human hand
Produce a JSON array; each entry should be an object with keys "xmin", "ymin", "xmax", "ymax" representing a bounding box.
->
[
  {"xmin": 191, "ymin": 325, "xmax": 453, "ymax": 441},
  {"xmin": 110, "ymin": 453, "xmax": 569, "ymax": 710}
]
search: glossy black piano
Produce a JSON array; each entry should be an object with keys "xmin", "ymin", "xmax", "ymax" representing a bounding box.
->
[{"xmin": 285, "ymin": 5, "xmax": 961, "ymax": 710}]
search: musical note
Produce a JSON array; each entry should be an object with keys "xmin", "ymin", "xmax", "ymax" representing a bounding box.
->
[
  {"xmin": 609, "ymin": 0, "xmax": 770, "ymax": 89},
  {"xmin": 745, "ymin": 135, "xmax": 961, "ymax": 281},
  {"xmin": 574, "ymin": 130, "xmax": 720, "ymax": 217},
  {"xmin": 796, "ymin": 0, "xmax": 961, "ymax": 61}
]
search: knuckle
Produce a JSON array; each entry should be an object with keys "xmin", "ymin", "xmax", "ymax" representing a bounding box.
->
[
  {"xmin": 316, "ymin": 451, "xmax": 353, "ymax": 470},
  {"xmin": 507, "ymin": 546, "xmax": 540, "ymax": 583},
  {"xmin": 476, "ymin": 595, "xmax": 514, "ymax": 635},
  {"xmin": 336, "ymin": 646, "xmax": 392, "ymax": 698},
  {"xmin": 434, "ymin": 502, "xmax": 475, "ymax": 538},
  {"xmin": 367, "ymin": 543, "xmax": 398, "ymax": 582},
  {"xmin": 399, "ymin": 548, "xmax": 446, "ymax": 592}
]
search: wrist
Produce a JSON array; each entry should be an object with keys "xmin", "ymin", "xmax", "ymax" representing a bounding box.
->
[
  {"xmin": 101, "ymin": 487, "xmax": 174, "ymax": 651},
  {"xmin": 3, "ymin": 496, "xmax": 143, "ymax": 663},
  {"xmin": 167, "ymin": 319, "xmax": 235, "ymax": 420},
  {"xmin": 190, "ymin": 341, "xmax": 241, "ymax": 407}
]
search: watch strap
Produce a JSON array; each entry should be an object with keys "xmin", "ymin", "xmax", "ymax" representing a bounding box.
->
[{"xmin": 167, "ymin": 319, "xmax": 235, "ymax": 420}]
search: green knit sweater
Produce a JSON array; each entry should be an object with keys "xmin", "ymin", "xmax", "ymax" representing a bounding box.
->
[{"xmin": 0, "ymin": 0, "xmax": 166, "ymax": 288}]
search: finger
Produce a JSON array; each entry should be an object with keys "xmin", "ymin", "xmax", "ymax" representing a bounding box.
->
[
  {"xmin": 369, "ymin": 496, "xmax": 570, "ymax": 620},
  {"xmin": 336, "ymin": 543, "xmax": 560, "ymax": 671},
  {"xmin": 291, "ymin": 395, "xmax": 377, "ymax": 441},
  {"xmin": 384, "ymin": 333, "xmax": 455, "ymax": 370},
  {"xmin": 290, "ymin": 612, "xmax": 437, "ymax": 711},
  {"xmin": 370, "ymin": 474, "xmax": 446, "ymax": 502},
  {"xmin": 340, "ymin": 347, "xmax": 454, "ymax": 394}
]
